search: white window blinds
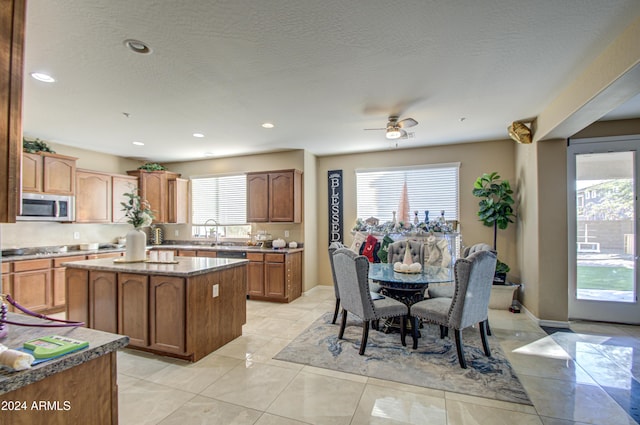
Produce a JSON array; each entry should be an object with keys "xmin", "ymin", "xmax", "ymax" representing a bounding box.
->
[
  {"xmin": 191, "ymin": 174, "xmax": 247, "ymax": 225},
  {"xmin": 356, "ymin": 163, "xmax": 459, "ymax": 222}
]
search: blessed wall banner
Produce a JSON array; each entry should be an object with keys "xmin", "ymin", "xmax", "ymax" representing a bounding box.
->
[{"xmin": 328, "ymin": 170, "xmax": 343, "ymax": 245}]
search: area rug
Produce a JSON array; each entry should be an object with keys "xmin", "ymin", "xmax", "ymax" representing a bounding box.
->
[{"xmin": 274, "ymin": 313, "xmax": 531, "ymax": 405}]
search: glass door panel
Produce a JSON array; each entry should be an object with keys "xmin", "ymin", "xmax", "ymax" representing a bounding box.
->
[{"xmin": 568, "ymin": 138, "xmax": 638, "ymax": 324}]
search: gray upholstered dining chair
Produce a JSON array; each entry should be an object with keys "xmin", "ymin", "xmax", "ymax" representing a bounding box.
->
[
  {"xmin": 387, "ymin": 240, "xmax": 423, "ymax": 264},
  {"xmin": 332, "ymin": 247, "xmax": 410, "ymax": 355},
  {"xmin": 328, "ymin": 241, "xmax": 346, "ymax": 324},
  {"xmin": 427, "ymin": 242, "xmax": 493, "ymax": 299},
  {"xmin": 409, "ymin": 249, "xmax": 497, "ymax": 368}
]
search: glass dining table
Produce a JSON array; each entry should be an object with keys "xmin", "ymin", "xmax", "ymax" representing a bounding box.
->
[
  {"xmin": 368, "ymin": 263, "xmax": 454, "ymax": 306},
  {"xmin": 368, "ymin": 263, "xmax": 454, "ymax": 334}
]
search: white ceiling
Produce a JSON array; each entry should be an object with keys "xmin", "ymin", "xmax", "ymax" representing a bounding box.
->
[{"xmin": 22, "ymin": 0, "xmax": 640, "ymax": 163}]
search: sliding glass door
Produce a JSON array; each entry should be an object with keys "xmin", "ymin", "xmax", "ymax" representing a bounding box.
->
[{"xmin": 568, "ymin": 137, "xmax": 639, "ymax": 324}]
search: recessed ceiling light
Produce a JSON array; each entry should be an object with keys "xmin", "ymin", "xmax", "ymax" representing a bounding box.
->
[
  {"xmin": 132, "ymin": 141, "xmax": 144, "ymax": 146},
  {"xmin": 261, "ymin": 123, "xmax": 274, "ymax": 129},
  {"xmin": 459, "ymin": 117, "xmax": 467, "ymax": 122},
  {"xmin": 31, "ymin": 72, "xmax": 55, "ymax": 83},
  {"xmin": 123, "ymin": 39, "xmax": 153, "ymax": 55},
  {"xmin": 193, "ymin": 133, "xmax": 205, "ymax": 138}
]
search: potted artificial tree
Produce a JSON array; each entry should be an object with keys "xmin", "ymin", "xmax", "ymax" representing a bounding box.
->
[{"xmin": 472, "ymin": 172, "xmax": 515, "ymax": 284}]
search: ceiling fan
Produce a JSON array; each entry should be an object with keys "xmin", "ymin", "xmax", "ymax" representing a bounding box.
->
[{"xmin": 365, "ymin": 116, "xmax": 418, "ymax": 140}]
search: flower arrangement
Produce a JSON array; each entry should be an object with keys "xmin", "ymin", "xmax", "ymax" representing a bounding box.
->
[{"xmin": 121, "ymin": 188, "xmax": 154, "ymax": 228}]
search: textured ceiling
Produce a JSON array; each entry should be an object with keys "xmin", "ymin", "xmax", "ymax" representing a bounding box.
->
[{"xmin": 22, "ymin": 0, "xmax": 640, "ymax": 162}]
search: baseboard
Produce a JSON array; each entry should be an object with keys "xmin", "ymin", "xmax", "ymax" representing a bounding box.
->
[{"xmin": 520, "ymin": 303, "xmax": 571, "ymax": 328}]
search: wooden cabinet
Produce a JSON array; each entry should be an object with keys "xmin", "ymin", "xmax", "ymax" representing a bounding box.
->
[
  {"xmin": 118, "ymin": 273, "xmax": 149, "ymax": 347},
  {"xmin": 196, "ymin": 250, "xmax": 217, "ymax": 258},
  {"xmin": 127, "ymin": 170, "xmax": 181, "ymax": 224},
  {"xmin": 89, "ymin": 271, "xmax": 118, "ymax": 333},
  {"xmin": 0, "ymin": 0, "xmax": 25, "ymax": 223},
  {"xmin": 22, "ymin": 152, "xmax": 77, "ymax": 195},
  {"xmin": 112, "ymin": 174, "xmax": 139, "ymax": 223},
  {"xmin": 149, "ymin": 275, "xmax": 186, "ymax": 354},
  {"xmin": 246, "ymin": 169, "xmax": 302, "ymax": 223},
  {"xmin": 247, "ymin": 251, "xmax": 302, "ymax": 302},
  {"xmin": 247, "ymin": 252, "xmax": 265, "ymax": 297},
  {"xmin": 12, "ymin": 259, "xmax": 52, "ymax": 312},
  {"xmin": 52, "ymin": 255, "xmax": 84, "ymax": 310},
  {"xmin": 76, "ymin": 170, "xmax": 112, "ymax": 223},
  {"xmin": 178, "ymin": 249, "xmax": 197, "ymax": 257},
  {"xmin": 2, "ymin": 262, "xmax": 12, "ymax": 312},
  {"xmin": 168, "ymin": 177, "xmax": 189, "ymax": 223}
]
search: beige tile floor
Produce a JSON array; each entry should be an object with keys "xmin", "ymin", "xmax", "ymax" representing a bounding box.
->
[{"xmin": 116, "ymin": 286, "xmax": 639, "ymax": 425}]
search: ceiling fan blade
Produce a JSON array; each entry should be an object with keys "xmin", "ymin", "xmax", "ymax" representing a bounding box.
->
[
  {"xmin": 397, "ymin": 118, "xmax": 418, "ymax": 128},
  {"xmin": 364, "ymin": 127, "xmax": 386, "ymax": 131}
]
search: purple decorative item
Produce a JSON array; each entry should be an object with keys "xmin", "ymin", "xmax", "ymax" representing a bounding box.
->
[{"xmin": 0, "ymin": 302, "xmax": 7, "ymax": 338}]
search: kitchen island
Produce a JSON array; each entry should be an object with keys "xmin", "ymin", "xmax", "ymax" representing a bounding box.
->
[
  {"xmin": 64, "ymin": 256, "xmax": 248, "ymax": 362},
  {"xmin": 0, "ymin": 312, "xmax": 128, "ymax": 425}
]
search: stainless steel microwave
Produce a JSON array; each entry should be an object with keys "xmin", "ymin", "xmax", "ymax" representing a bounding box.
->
[{"xmin": 17, "ymin": 193, "xmax": 75, "ymax": 222}]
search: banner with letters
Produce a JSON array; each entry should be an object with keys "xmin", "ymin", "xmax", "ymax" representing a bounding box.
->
[{"xmin": 328, "ymin": 170, "xmax": 343, "ymax": 245}]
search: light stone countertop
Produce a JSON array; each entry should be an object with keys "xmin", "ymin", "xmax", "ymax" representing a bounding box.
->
[
  {"xmin": 61, "ymin": 256, "xmax": 248, "ymax": 277},
  {"xmin": 0, "ymin": 313, "xmax": 128, "ymax": 395}
]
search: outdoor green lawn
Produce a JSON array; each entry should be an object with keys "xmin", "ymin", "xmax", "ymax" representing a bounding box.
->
[{"xmin": 577, "ymin": 266, "xmax": 634, "ymax": 291}]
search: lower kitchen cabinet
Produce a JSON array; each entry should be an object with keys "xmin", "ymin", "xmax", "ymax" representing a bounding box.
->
[
  {"xmin": 2, "ymin": 263, "xmax": 12, "ymax": 312},
  {"xmin": 52, "ymin": 255, "xmax": 85, "ymax": 310},
  {"xmin": 149, "ymin": 275, "xmax": 186, "ymax": 354},
  {"xmin": 89, "ymin": 271, "xmax": 118, "ymax": 334},
  {"xmin": 247, "ymin": 251, "xmax": 302, "ymax": 303},
  {"xmin": 118, "ymin": 273, "xmax": 149, "ymax": 347},
  {"xmin": 11, "ymin": 259, "xmax": 52, "ymax": 313}
]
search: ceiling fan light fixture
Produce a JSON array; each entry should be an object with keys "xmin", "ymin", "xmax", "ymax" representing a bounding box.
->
[
  {"xmin": 508, "ymin": 121, "xmax": 532, "ymax": 144},
  {"xmin": 386, "ymin": 127, "xmax": 402, "ymax": 139}
]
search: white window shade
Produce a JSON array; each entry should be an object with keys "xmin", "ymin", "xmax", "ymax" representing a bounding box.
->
[
  {"xmin": 191, "ymin": 174, "xmax": 247, "ymax": 225},
  {"xmin": 356, "ymin": 164, "xmax": 459, "ymax": 222}
]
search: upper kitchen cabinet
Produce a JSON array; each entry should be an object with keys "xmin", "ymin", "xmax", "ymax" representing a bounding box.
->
[
  {"xmin": 75, "ymin": 170, "xmax": 112, "ymax": 223},
  {"xmin": 246, "ymin": 169, "xmax": 302, "ymax": 223},
  {"xmin": 168, "ymin": 178, "xmax": 189, "ymax": 224},
  {"xmin": 22, "ymin": 151, "xmax": 77, "ymax": 195},
  {"xmin": 0, "ymin": 0, "xmax": 25, "ymax": 223},
  {"xmin": 127, "ymin": 170, "xmax": 182, "ymax": 224}
]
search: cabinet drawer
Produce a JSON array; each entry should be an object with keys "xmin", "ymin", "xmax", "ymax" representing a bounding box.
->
[
  {"xmin": 54, "ymin": 255, "xmax": 86, "ymax": 267},
  {"xmin": 1, "ymin": 262, "xmax": 10, "ymax": 274},
  {"xmin": 264, "ymin": 253, "xmax": 285, "ymax": 263},
  {"xmin": 13, "ymin": 258, "xmax": 52, "ymax": 272},
  {"xmin": 247, "ymin": 252, "xmax": 264, "ymax": 261}
]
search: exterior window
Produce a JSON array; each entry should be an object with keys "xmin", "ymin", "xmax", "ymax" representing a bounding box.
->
[
  {"xmin": 191, "ymin": 174, "xmax": 250, "ymax": 239},
  {"xmin": 355, "ymin": 163, "xmax": 459, "ymax": 223}
]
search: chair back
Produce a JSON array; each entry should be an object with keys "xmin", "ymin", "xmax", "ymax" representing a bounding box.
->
[
  {"xmin": 387, "ymin": 240, "xmax": 423, "ymax": 264},
  {"xmin": 332, "ymin": 248, "xmax": 376, "ymax": 321},
  {"xmin": 328, "ymin": 242, "xmax": 346, "ymax": 298},
  {"xmin": 462, "ymin": 243, "xmax": 492, "ymax": 258},
  {"xmin": 447, "ymin": 250, "xmax": 497, "ymax": 329}
]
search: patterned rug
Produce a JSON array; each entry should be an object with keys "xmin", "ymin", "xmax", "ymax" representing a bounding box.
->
[{"xmin": 274, "ymin": 313, "xmax": 531, "ymax": 405}]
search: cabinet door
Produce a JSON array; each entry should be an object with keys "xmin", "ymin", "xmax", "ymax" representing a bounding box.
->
[
  {"xmin": 265, "ymin": 254, "xmax": 286, "ymax": 298},
  {"xmin": 118, "ymin": 273, "xmax": 149, "ymax": 347},
  {"xmin": 21, "ymin": 152, "xmax": 42, "ymax": 192},
  {"xmin": 168, "ymin": 178, "xmax": 189, "ymax": 223},
  {"xmin": 246, "ymin": 173, "xmax": 269, "ymax": 222},
  {"xmin": 112, "ymin": 175, "xmax": 138, "ymax": 223},
  {"xmin": 286, "ymin": 251, "xmax": 302, "ymax": 302},
  {"xmin": 76, "ymin": 170, "xmax": 112, "ymax": 223},
  {"xmin": 140, "ymin": 172, "xmax": 167, "ymax": 223},
  {"xmin": 2, "ymin": 272, "xmax": 13, "ymax": 312},
  {"xmin": 268, "ymin": 171, "xmax": 295, "ymax": 222},
  {"xmin": 247, "ymin": 261, "xmax": 265, "ymax": 296},
  {"xmin": 66, "ymin": 268, "xmax": 89, "ymax": 325},
  {"xmin": 43, "ymin": 156, "xmax": 76, "ymax": 194},
  {"xmin": 196, "ymin": 250, "xmax": 217, "ymax": 258},
  {"xmin": 12, "ymin": 269, "xmax": 51, "ymax": 312},
  {"xmin": 89, "ymin": 271, "xmax": 118, "ymax": 333},
  {"xmin": 149, "ymin": 276, "xmax": 186, "ymax": 354},
  {"xmin": 178, "ymin": 250, "xmax": 197, "ymax": 257}
]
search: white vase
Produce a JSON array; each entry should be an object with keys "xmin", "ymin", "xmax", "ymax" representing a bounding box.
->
[{"xmin": 125, "ymin": 228, "xmax": 147, "ymax": 261}]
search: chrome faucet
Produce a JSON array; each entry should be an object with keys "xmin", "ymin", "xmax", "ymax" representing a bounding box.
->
[{"xmin": 203, "ymin": 219, "xmax": 219, "ymax": 246}]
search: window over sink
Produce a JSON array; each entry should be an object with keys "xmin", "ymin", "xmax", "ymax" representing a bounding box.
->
[{"xmin": 191, "ymin": 174, "xmax": 251, "ymax": 240}]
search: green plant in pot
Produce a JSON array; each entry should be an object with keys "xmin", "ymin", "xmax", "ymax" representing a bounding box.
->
[
  {"xmin": 137, "ymin": 162, "xmax": 166, "ymax": 172},
  {"xmin": 472, "ymin": 172, "xmax": 515, "ymax": 284}
]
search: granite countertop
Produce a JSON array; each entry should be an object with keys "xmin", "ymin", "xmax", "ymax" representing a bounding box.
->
[
  {"xmin": 1, "ymin": 243, "xmax": 304, "ymax": 262},
  {"xmin": 0, "ymin": 313, "xmax": 128, "ymax": 395},
  {"xmin": 156, "ymin": 244, "xmax": 304, "ymax": 254},
  {"xmin": 62, "ymin": 256, "xmax": 249, "ymax": 277}
]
